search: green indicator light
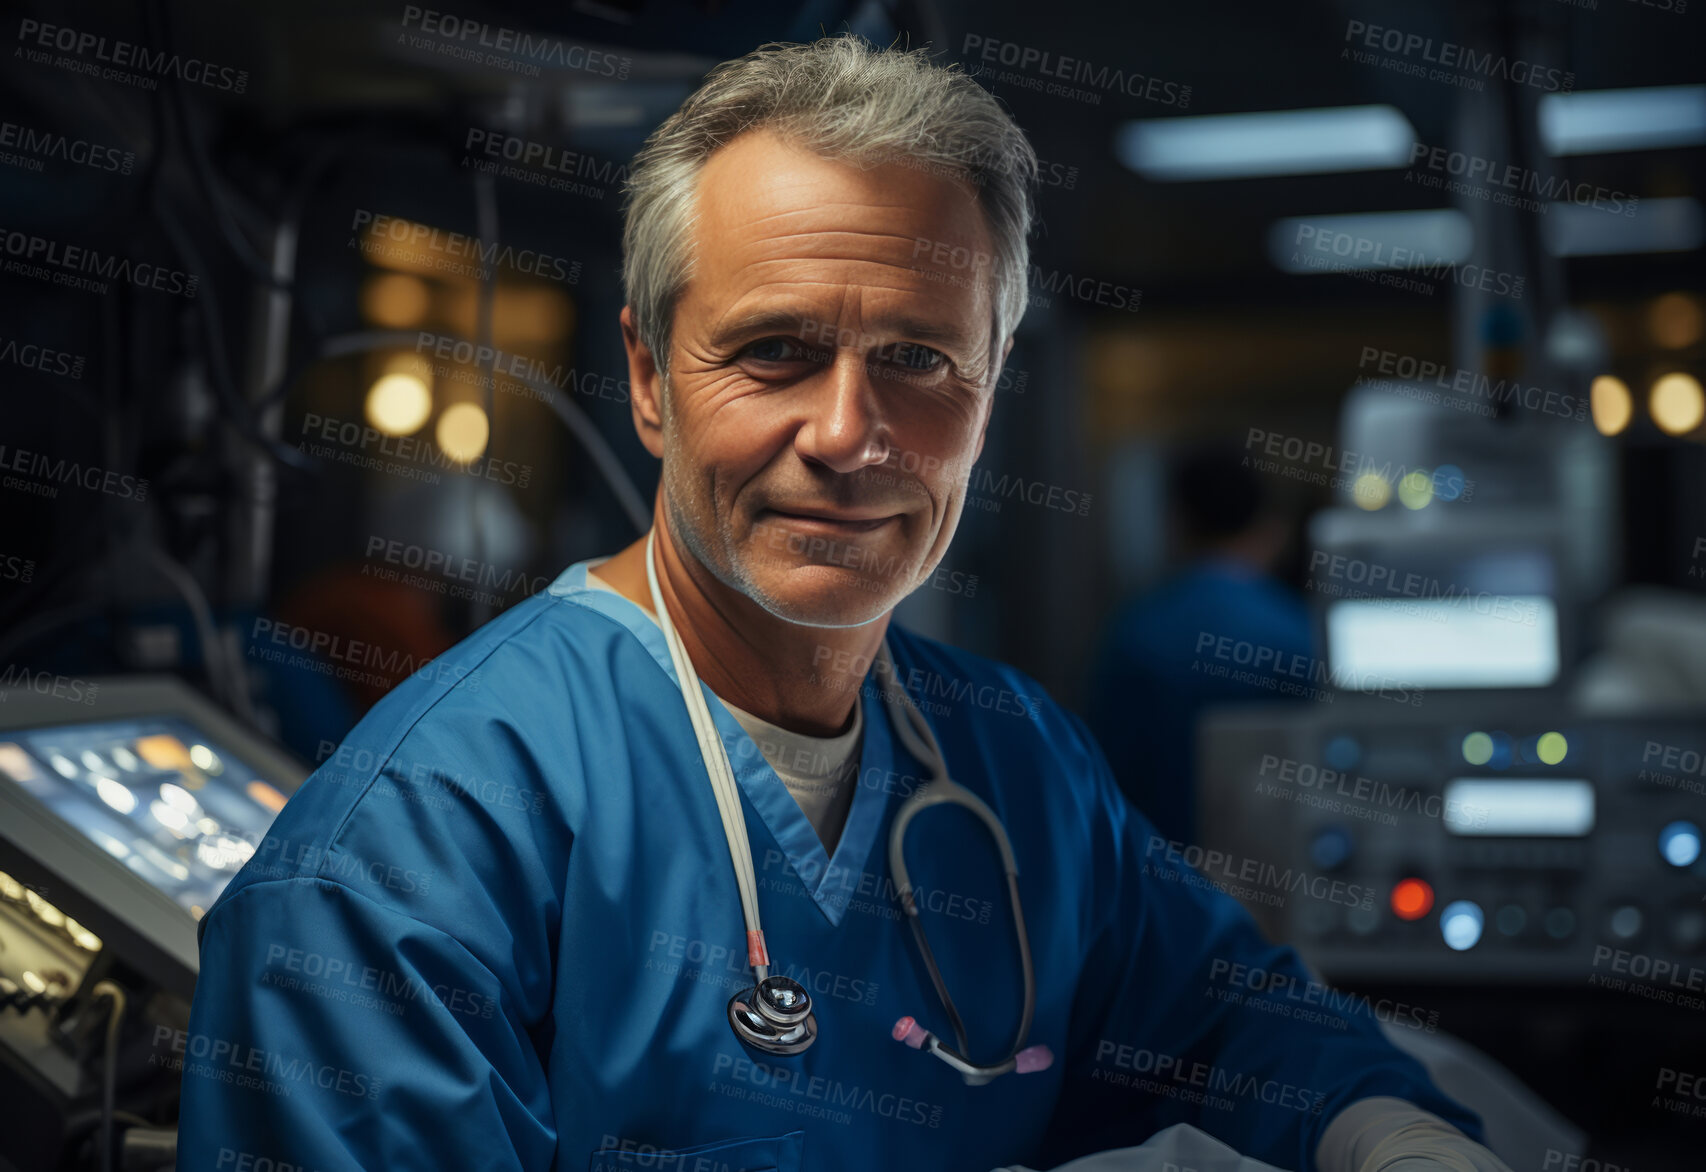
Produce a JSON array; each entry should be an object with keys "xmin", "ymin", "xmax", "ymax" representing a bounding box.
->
[
  {"xmin": 1397, "ymin": 470, "xmax": 1434, "ymax": 510},
  {"xmin": 1462, "ymin": 731, "xmax": 1494, "ymax": 766},
  {"xmin": 1537, "ymin": 732, "xmax": 1568, "ymax": 765}
]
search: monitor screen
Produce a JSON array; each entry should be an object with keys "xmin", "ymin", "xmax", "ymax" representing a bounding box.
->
[
  {"xmin": 1326, "ymin": 594, "xmax": 1560, "ymax": 689},
  {"xmin": 0, "ymin": 717, "xmax": 290, "ymax": 919},
  {"xmin": 1443, "ymin": 779, "xmax": 1596, "ymax": 837}
]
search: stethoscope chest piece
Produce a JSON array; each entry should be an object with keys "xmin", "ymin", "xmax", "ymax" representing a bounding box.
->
[{"xmin": 728, "ymin": 975, "xmax": 818, "ymax": 1056}]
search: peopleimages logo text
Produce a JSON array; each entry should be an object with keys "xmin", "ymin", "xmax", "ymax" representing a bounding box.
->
[
  {"xmin": 961, "ymin": 34, "xmax": 1190, "ymax": 106},
  {"xmin": 16, "ymin": 19, "xmax": 249, "ymax": 91},
  {"xmin": 0, "ymin": 444, "xmax": 148, "ymax": 499},
  {"xmin": 0, "ymin": 120, "xmax": 134, "ymax": 174},
  {"xmin": 350, "ymin": 210, "xmax": 579, "ymax": 285},
  {"xmin": 1354, "ymin": 347, "xmax": 1586, "ymax": 423},
  {"xmin": 399, "ymin": 6, "xmax": 631, "ymax": 78},
  {"xmin": 1342, "ymin": 21, "xmax": 1574, "ymax": 92},
  {"xmin": 0, "ymin": 228, "xmax": 197, "ymax": 297},
  {"xmin": 1408, "ymin": 142, "xmax": 1637, "ymax": 217}
]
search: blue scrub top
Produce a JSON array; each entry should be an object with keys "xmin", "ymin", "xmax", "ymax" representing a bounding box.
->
[
  {"xmin": 1088, "ymin": 559, "xmax": 1316, "ymax": 845},
  {"xmin": 178, "ymin": 559, "xmax": 1480, "ymax": 1172}
]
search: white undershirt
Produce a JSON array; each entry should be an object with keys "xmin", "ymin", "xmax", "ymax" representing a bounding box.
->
[{"xmin": 586, "ymin": 565, "xmax": 864, "ymax": 853}]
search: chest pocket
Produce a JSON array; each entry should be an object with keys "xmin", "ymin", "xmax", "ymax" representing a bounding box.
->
[{"xmin": 589, "ymin": 1130, "xmax": 805, "ymax": 1172}]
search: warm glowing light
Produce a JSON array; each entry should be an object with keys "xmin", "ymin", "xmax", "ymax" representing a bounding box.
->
[
  {"xmin": 1590, "ymin": 375, "xmax": 1632, "ymax": 436},
  {"xmin": 1650, "ymin": 373, "xmax": 1705, "ymax": 435},
  {"xmin": 65, "ymin": 916, "xmax": 103, "ymax": 952},
  {"xmin": 1649, "ymin": 292, "xmax": 1704, "ymax": 349},
  {"xmin": 1352, "ymin": 473, "xmax": 1391, "ymax": 510},
  {"xmin": 445, "ymin": 283, "xmax": 573, "ymax": 343},
  {"xmin": 1397, "ymin": 470, "xmax": 1434, "ymax": 510},
  {"xmin": 361, "ymin": 272, "xmax": 432, "ymax": 328},
  {"xmin": 366, "ymin": 372, "xmax": 433, "ymax": 436},
  {"xmin": 436, "ymin": 402, "xmax": 490, "ymax": 462},
  {"xmin": 0, "ymin": 743, "xmax": 36, "ymax": 782},
  {"xmin": 1391, "ymin": 878, "xmax": 1435, "ymax": 921},
  {"xmin": 25, "ymin": 889, "xmax": 64, "ymax": 928},
  {"xmin": 135, "ymin": 735, "xmax": 193, "ymax": 773},
  {"xmin": 506, "ymin": 286, "xmax": 573, "ymax": 342},
  {"xmin": 248, "ymin": 780, "xmax": 288, "ymax": 813},
  {"xmin": 189, "ymin": 744, "xmax": 222, "ymax": 773}
]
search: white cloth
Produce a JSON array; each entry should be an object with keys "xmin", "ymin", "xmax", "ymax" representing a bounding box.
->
[
  {"xmin": 990, "ymin": 1122, "xmax": 1291, "ymax": 1172},
  {"xmin": 985, "ymin": 1100, "xmax": 1514, "ymax": 1172},
  {"xmin": 586, "ymin": 564, "xmax": 863, "ymax": 852},
  {"xmin": 719, "ymin": 692, "xmax": 862, "ymax": 852},
  {"xmin": 1317, "ymin": 1097, "xmax": 1515, "ymax": 1172}
]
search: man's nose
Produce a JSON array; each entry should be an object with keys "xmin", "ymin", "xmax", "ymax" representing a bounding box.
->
[{"xmin": 793, "ymin": 355, "xmax": 890, "ymax": 475}]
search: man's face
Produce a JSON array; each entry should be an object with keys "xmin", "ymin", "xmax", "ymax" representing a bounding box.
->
[{"xmin": 642, "ymin": 128, "xmax": 1004, "ymax": 627}]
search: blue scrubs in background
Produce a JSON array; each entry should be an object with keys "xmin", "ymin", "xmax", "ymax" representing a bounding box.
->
[
  {"xmin": 1088, "ymin": 558, "xmax": 1316, "ymax": 846},
  {"xmin": 178, "ymin": 559, "xmax": 1476, "ymax": 1171}
]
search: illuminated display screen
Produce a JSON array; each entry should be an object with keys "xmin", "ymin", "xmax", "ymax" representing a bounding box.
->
[
  {"xmin": 1443, "ymin": 779, "xmax": 1595, "ymax": 837},
  {"xmin": 0, "ymin": 718, "xmax": 289, "ymax": 918},
  {"xmin": 1327, "ymin": 595, "xmax": 1560, "ymax": 689}
]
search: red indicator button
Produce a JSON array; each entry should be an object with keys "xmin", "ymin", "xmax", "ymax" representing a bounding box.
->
[{"xmin": 1391, "ymin": 878, "xmax": 1434, "ymax": 921}]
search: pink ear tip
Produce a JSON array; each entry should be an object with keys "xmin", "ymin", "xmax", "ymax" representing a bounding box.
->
[
  {"xmin": 1015, "ymin": 1044, "xmax": 1054, "ymax": 1074},
  {"xmin": 891, "ymin": 1016, "xmax": 928, "ymax": 1048}
]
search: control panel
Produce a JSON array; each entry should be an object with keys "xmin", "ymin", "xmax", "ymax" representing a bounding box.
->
[{"xmin": 1197, "ymin": 698, "xmax": 1706, "ymax": 985}]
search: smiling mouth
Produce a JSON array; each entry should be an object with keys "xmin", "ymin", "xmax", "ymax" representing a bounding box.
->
[{"xmin": 763, "ymin": 509, "xmax": 898, "ymax": 533}]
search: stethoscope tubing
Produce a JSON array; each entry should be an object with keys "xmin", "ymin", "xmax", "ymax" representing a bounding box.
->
[{"xmin": 643, "ymin": 529, "xmax": 1039, "ymax": 1079}]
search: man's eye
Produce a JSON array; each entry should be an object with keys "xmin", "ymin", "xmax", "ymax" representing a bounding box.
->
[
  {"xmin": 741, "ymin": 337, "xmax": 816, "ymax": 363},
  {"xmin": 885, "ymin": 344, "xmax": 946, "ymax": 372}
]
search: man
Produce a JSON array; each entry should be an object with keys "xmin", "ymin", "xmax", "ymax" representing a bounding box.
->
[
  {"xmin": 1088, "ymin": 440, "xmax": 1314, "ymax": 846},
  {"xmin": 180, "ymin": 36, "xmax": 1510, "ymax": 1172}
]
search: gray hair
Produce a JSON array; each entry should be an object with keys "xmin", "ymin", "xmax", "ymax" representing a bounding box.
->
[{"xmin": 620, "ymin": 34, "xmax": 1037, "ymax": 382}]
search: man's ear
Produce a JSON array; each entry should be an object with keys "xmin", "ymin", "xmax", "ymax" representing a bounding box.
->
[{"xmin": 621, "ymin": 305, "xmax": 666, "ymax": 459}]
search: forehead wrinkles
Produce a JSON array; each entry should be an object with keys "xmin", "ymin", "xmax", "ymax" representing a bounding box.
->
[
  {"xmin": 683, "ymin": 136, "xmax": 999, "ymax": 362},
  {"xmin": 719, "ymin": 211, "xmax": 978, "ymax": 274},
  {"xmin": 695, "ymin": 229, "xmax": 992, "ymax": 355},
  {"xmin": 685, "ymin": 221, "xmax": 971, "ymax": 342}
]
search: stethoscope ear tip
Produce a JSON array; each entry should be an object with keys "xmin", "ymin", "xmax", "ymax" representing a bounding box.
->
[
  {"xmin": 891, "ymin": 1016, "xmax": 929, "ymax": 1049},
  {"xmin": 891, "ymin": 1016, "xmax": 1053, "ymax": 1077},
  {"xmin": 1014, "ymin": 1044, "xmax": 1054, "ymax": 1074}
]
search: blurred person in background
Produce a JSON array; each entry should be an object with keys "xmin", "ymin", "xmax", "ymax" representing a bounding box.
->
[{"xmin": 1087, "ymin": 439, "xmax": 1315, "ymax": 845}]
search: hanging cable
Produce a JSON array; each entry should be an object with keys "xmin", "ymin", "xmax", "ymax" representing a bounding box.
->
[{"xmin": 89, "ymin": 981, "xmax": 127, "ymax": 1172}]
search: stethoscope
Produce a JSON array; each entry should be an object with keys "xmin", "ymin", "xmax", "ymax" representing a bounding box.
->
[{"xmin": 644, "ymin": 530, "xmax": 1053, "ymax": 1086}]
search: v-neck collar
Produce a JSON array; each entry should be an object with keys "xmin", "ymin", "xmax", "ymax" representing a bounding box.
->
[{"xmin": 548, "ymin": 558, "xmax": 901, "ymax": 927}]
